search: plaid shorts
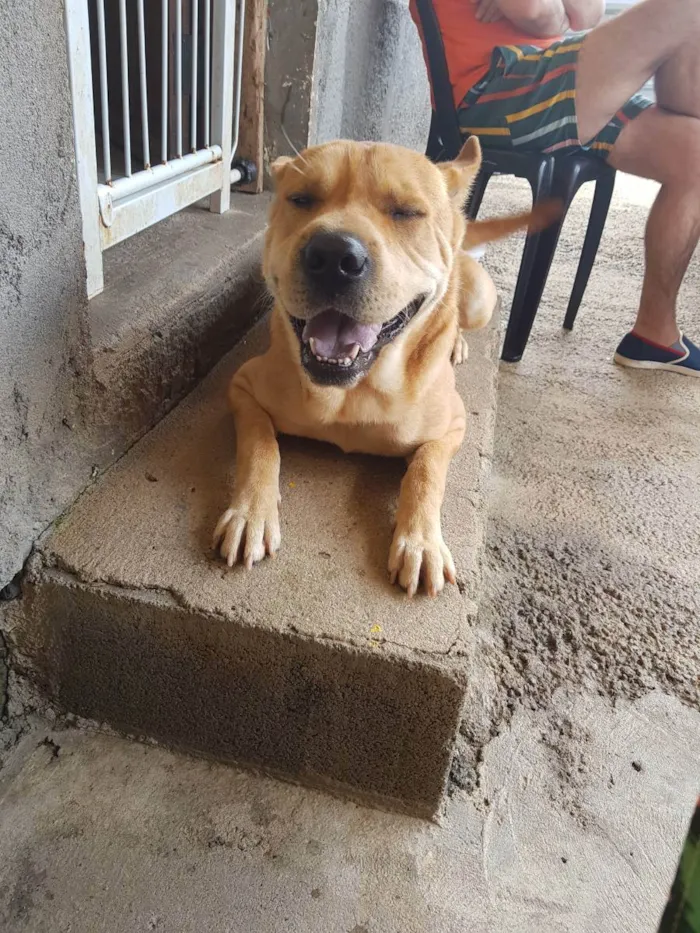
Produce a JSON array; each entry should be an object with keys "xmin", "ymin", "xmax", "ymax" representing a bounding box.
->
[{"xmin": 457, "ymin": 33, "xmax": 653, "ymax": 161}]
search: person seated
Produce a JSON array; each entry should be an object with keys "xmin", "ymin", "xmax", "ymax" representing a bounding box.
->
[{"xmin": 410, "ymin": 0, "xmax": 700, "ymax": 376}]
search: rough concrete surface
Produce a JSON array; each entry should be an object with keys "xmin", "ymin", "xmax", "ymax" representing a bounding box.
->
[
  {"xmin": 450, "ymin": 171, "xmax": 700, "ymax": 819},
  {"xmin": 0, "ymin": 630, "xmax": 7, "ymax": 720},
  {"xmin": 88, "ymin": 194, "xmax": 271, "ymax": 454},
  {"xmin": 312, "ymin": 0, "xmax": 431, "ymax": 151},
  {"xmin": 0, "ymin": 689, "xmax": 697, "ymax": 933},
  {"xmin": 11, "ymin": 316, "xmax": 499, "ymax": 816},
  {"xmin": 264, "ymin": 0, "xmax": 430, "ymax": 177},
  {"xmin": 0, "ymin": 0, "xmax": 91, "ymax": 587}
]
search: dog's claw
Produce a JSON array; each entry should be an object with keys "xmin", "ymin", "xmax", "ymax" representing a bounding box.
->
[
  {"xmin": 388, "ymin": 529, "xmax": 455, "ymax": 598},
  {"xmin": 212, "ymin": 508, "xmax": 235, "ymax": 549},
  {"xmin": 214, "ymin": 498, "xmax": 281, "ymax": 570}
]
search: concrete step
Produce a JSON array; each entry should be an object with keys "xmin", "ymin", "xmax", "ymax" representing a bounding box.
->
[
  {"xmin": 12, "ymin": 316, "xmax": 500, "ymax": 819},
  {"xmin": 86, "ymin": 193, "xmax": 271, "ymax": 457}
]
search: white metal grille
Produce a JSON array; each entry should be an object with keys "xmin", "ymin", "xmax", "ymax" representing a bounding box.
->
[{"xmin": 66, "ymin": 0, "xmax": 246, "ymax": 298}]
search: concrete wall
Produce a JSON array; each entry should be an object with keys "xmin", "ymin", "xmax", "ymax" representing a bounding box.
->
[
  {"xmin": 0, "ymin": 0, "xmax": 94, "ymax": 588},
  {"xmin": 264, "ymin": 0, "xmax": 431, "ymax": 174},
  {"xmin": 311, "ymin": 0, "xmax": 430, "ymax": 151}
]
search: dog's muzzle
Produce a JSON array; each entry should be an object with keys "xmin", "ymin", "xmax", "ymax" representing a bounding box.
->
[{"xmin": 290, "ymin": 297, "xmax": 426, "ymax": 387}]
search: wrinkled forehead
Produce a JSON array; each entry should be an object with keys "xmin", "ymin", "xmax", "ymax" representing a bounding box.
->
[{"xmin": 275, "ymin": 141, "xmax": 445, "ymax": 207}]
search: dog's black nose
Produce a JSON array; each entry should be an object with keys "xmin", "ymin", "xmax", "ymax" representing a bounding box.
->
[{"xmin": 302, "ymin": 232, "xmax": 370, "ymax": 290}]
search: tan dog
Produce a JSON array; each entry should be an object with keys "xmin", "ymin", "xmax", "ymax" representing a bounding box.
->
[{"xmin": 213, "ymin": 138, "xmax": 557, "ymax": 596}]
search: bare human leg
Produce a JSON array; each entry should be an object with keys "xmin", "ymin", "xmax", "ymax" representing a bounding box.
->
[
  {"xmin": 573, "ymin": 1, "xmax": 700, "ymax": 347},
  {"xmin": 575, "ymin": 0, "xmax": 700, "ymax": 142},
  {"xmin": 607, "ymin": 105, "xmax": 700, "ymax": 346}
]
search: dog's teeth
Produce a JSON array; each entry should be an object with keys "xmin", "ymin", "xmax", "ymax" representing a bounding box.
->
[
  {"xmin": 309, "ymin": 337, "xmax": 318, "ymax": 356},
  {"xmin": 349, "ymin": 344, "xmax": 360, "ymax": 361},
  {"xmin": 329, "ymin": 358, "xmax": 337, "ymax": 364},
  {"xmin": 341, "ymin": 357, "xmax": 351, "ymax": 366}
]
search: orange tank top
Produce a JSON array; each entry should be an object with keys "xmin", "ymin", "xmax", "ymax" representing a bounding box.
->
[{"xmin": 410, "ymin": 0, "xmax": 561, "ymax": 107}]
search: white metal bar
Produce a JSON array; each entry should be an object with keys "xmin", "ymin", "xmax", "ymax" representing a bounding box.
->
[
  {"xmin": 95, "ymin": 0, "xmax": 111, "ymax": 183},
  {"xmin": 161, "ymin": 0, "xmax": 168, "ymax": 162},
  {"xmin": 203, "ymin": 0, "xmax": 211, "ymax": 147},
  {"xmin": 176, "ymin": 0, "xmax": 183, "ymax": 157},
  {"xmin": 98, "ymin": 161, "xmax": 226, "ymax": 250},
  {"xmin": 119, "ymin": 0, "xmax": 132, "ymax": 176},
  {"xmin": 191, "ymin": 0, "xmax": 199, "ymax": 152},
  {"xmin": 99, "ymin": 145, "xmax": 222, "ymax": 203},
  {"xmin": 210, "ymin": 0, "xmax": 236, "ymax": 213},
  {"xmin": 136, "ymin": 0, "xmax": 150, "ymax": 168},
  {"xmin": 230, "ymin": 0, "xmax": 246, "ymax": 163},
  {"xmin": 64, "ymin": 0, "xmax": 104, "ymax": 297}
]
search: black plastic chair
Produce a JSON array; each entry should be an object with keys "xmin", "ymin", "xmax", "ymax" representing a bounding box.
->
[{"xmin": 416, "ymin": 0, "xmax": 616, "ymax": 362}]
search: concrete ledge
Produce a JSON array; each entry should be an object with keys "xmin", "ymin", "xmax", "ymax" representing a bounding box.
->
[
  {"xmin": 14, "ymin": 315, "xmax": 499, "ymax": 818},
  {"xmin": 87, "ymin": 194, "xmax": 271, "ymax": 455}
]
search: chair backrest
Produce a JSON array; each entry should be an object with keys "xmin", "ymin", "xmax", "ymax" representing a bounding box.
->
[{"xmin": 414, "ymin": 0, "xmax": 463, "ymax": 160}]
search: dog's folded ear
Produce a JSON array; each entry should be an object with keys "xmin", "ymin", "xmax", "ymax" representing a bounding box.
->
[
  {"xmin": 270, "ymin": 155, "xmax": 293, "ymax": 182},
  {"xmin": 438, "ymin": 136, "xmax": 483, "ymax": 205}
]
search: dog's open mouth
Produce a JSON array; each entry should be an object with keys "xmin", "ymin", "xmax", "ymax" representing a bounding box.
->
[{"xmin": 290, "ymin": 297, "xmax": 425, "ymax": 385}]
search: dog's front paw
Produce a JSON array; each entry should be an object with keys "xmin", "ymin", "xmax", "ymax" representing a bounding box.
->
[
  {"xmin": 213, "ymin": 496, "xmax": 281, "ymax": 569},
  {"xmin": 388, "ymin": 527, "xmax": 456, "ymax": 598},
  {"xmin": 451, "ymin": 332, "xmax": 469, "ymax": 366}
]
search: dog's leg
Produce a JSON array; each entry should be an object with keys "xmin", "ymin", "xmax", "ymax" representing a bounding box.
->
[
  {"xmin": 458, "ymin": 251, "xmax": 498, "ymax": 333},
  {"xmin": 213, "ymin": 365, "xmax": 281, "ymax": 569},
  {"xmin": 452, "ymin": 252, "xmax": 498, "ymax": 366},
  {"xmin": 389, "ymin": 415, "xmax": 465, "ymax": 597}
]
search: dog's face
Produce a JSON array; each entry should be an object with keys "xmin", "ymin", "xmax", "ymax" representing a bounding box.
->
[{"xmin": 263, "ymin": 139, "xmax": 481, "ymax": 386}]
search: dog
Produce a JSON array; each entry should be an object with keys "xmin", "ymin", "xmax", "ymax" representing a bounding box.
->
[{"xmin": 213, "ymin": 137, "xmax": 558, "ymax": 597}]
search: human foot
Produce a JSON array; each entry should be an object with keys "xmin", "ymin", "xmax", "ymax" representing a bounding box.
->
[{"xmin": 614, "ymin": 332, "xmax": 700, "ymax": 376}]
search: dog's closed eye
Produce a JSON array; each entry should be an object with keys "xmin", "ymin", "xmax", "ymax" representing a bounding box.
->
[
  {"xmin": 288, "ymin": 193, "xmax": 317, "ymax": 209},
  {"xmin": 389, "ymin": 206, "xmax": 426, "ymax": 221}
]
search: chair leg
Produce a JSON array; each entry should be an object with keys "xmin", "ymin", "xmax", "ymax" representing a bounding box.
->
[
  {"xmin": 466, "ymin": 166, "xmax": 492, "ymax": 220},
  {"xmin": 563, "ymin": 169, "xmax": 616, "ymax": 331},
  {"xmin": 501, "ymin": 158, "xmax": 556, "ymax": 362},
  {"xmin": 502, "ymin": 160, "xmax": 587, "ymax": 362}
]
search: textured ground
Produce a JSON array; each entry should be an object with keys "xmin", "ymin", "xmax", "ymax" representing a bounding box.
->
[
  {"xmin": 452, "ymin": 173, "xmax": 700, "ymax": 798},
  {"xmin": 1, "ymin": 173, "xmax": 699, "ymax": 932}
]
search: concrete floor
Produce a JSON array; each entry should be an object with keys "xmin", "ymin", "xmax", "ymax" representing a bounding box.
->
[
  {"xmin": 1, "ymin": 691, "xmax": 697, "ymax": 933},
  {"xmin": 1, "ymin": 174, "xmax": 699, "ymax": 931}
]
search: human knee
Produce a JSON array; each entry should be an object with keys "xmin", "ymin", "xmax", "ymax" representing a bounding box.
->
[{"xmin": 657, "ymin": 119, "xmax": 700, "ymax": 186}]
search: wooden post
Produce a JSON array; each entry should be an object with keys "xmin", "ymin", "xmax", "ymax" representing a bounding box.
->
[{"xmin": 237, "ymin": 0, "xmax": 267, "ymax": 193}]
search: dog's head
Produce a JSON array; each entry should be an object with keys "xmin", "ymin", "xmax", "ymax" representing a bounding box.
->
[{"xmin": 263, "ymin": 138, "xmax": 482, "ymax": 387}]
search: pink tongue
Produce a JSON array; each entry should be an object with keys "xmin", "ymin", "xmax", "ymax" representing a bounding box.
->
[{"xmin": 302, "ymin": 310, "xmax": 382, "ymax": 359}]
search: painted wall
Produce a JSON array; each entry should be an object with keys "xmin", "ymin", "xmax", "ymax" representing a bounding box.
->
[{"xmin": 0, "ymin": 0, "xmax": 94, "ymax": 587}]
